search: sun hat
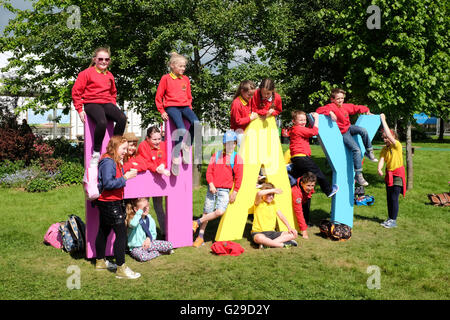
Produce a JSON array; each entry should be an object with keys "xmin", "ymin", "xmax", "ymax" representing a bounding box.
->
[{"xmin": 223, "ymin": 131, "xmax": 237, "ymax": 144}]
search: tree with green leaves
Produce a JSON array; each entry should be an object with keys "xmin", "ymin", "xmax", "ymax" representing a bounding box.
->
[
  {"xmin": 0, "ymin": 0, "xmax": 293, "ymax": 186},
  {"xmin": 312, "ymin": 0, "xmax": 449, "ymax": 189}
]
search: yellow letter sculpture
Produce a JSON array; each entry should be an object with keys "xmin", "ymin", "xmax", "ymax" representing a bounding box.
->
[{"xmin": 215, "ymin": 117, "xmax": 297, "ymax": 241}]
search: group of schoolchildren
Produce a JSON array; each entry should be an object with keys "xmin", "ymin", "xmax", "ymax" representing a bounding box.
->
[{"xmin": 72, "ymin": 47, "xmax": 405, "ymax": 279}]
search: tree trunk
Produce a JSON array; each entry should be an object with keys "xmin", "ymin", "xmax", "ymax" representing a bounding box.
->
[
  {"xmin": 192, "ymin": 46, "xmax": 202, "ymax": 189},
  {"xmin": 439, "ymin": 118, "xmax": 445, "ymax": 141},
  {"xmin": 405, "ymin": 121, "xmax": 414, "ymax": 190}
]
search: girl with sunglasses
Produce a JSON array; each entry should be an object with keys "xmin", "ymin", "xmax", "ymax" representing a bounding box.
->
[{"xmin": 72, "ymin": 47, "xmax": 127, "ymax": 169}]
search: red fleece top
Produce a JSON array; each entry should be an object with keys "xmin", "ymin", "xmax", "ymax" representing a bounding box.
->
[
  {"xmin": 385, "ymin": 166, "xmax": 406, "ymax": 197},
  {"xmin": 289, "ymin": 125, "xmax": 319, "ymax": 157},
  {"xmin": 123, "ymin": 154, "xmax": 148, "ymax": 173},
  {"xmin": 316, "ymin": 102, "xmax": 369, "ymax": 134},
  {"xmin": 155, "ymin": 73, "xmax": 192, "ymax": 115},
  {"xmin": 291, "ymin": 179, "xmax": 315, "ymax": 231},
  {"xmin": 230, "ymin": 96, "xmax": 252, "ymax": 131},
  {"xmin": 72, "ymin": 66, "xmax": 117, "ymax": 113},
  {"xmin": 249, "ymin": 89, "xmax": 282, "ymax": 116},
  {"xmin": 206, "ymin": 151, "xmax": 243, "ymax": 192},
  {"xmin": 137, "ymin": 140, "xmax": 168, "ymax": 173}
]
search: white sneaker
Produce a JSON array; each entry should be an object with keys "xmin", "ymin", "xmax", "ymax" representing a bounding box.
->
[
  {"xmin": 116, "ymin": 264, "xmax": 141, "ymax": 279},
  {"xmin": 90, "ymin": 152, "xmax": 100, "ymax": 167}
]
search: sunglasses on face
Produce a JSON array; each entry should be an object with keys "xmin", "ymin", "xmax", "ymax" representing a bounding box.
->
[{"xmin": 96, "ymin": 57, "xmax": 110, "ymax": 62}]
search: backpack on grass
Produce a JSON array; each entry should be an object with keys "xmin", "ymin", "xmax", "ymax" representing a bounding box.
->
[
  {"xmin": 43, "ymin": 222, "xmax": 64, "ymax": 249},
  {"xmin": 355, "ymin": 195, "xmax": 375, "ymax": 206},
  {"xmin": 427, "ymin": 193, "xmax": 450, "ymax": 207},
  {"xmin": 319, "ymin": 219, "xmax": 352, "ymax": 242},
  {"xmin": 58, "ymin": 215, "xmax": 86, "ymax": 253}
]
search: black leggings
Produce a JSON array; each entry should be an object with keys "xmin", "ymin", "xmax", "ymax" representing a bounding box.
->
[
  {"xmin": 291, "ymin": 156, "xmax": 332, "ymax": 196},
  {"xmin": 386, "ymin": 185, "xmax": 402, "ymax": 220},
  {"xmin": 84, "ymin": 103, "xmax": 127, "ymax": 152},
  {"xmin": 95, "ymin": 201, "xmax": 127, "ymax": 266}
]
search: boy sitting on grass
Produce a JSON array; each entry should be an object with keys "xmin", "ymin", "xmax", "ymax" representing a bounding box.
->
[{"xmin": 251, "ymin": 182, "xmax": 298, "ymax": 249}]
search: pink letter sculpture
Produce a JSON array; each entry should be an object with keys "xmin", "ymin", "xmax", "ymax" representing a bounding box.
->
[{"xmin": 84, "ymin": 117, "xmax": 193, "ymax": 258}]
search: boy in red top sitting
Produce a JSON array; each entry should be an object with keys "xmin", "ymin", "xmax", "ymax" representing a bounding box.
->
[
  {"xmin": 192, "ymin": 131, "xmax": 244, "ymax": 247},
  {"xmin": 316, "ymin": 88, "xmax": 378, "ymax": 186},
  {"xmin": 289, "ymin": 110, "xmax": 338, "ymax": 198},
  {"xmin": 291, "ymin": 172, "xmax": 317, "ymax": 239}
]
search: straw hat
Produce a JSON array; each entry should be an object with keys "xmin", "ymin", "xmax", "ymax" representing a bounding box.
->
[{"xmin": 123, "ymin": 132, "xmax": 139, "ymax": 142}]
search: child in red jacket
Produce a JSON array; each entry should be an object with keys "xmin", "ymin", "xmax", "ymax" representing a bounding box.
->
[
  {"xmin": 249, "ymin": 78, "xmax": 282, "ymax": 119},
  {"xmin": 122, "ymin": 132, "xmax": 147, "ymax": 173},
  {"xmin": 230, "ymin": 80, "xmax": 258, "ymax": 147},
  {"xmin": 316, "ymin": 88, "xmax": 378, "ymax": 186},
  {"xmin": 72, "ymin": 47, "xmax": 127, "ymax": 168},
  {"xmin": 95, "ymin": 135, "xmax": 139, "ymax": 279},
  {"xmin": 155, "ymin": 52, "xmax": 200, "ymax": 176},
  {"xmin": 192, "ymin": 131, "xmax": 243, "ymax": 248},
  {"xmin": 291, "ymin": 172, "xmax": 317, "ymax": 239},
  {"xmin": 289, "ymin": 110, "xmax": 338, "ymax": 198},
  {"xmin": 137, "ymin": 126, "xmax": 170, "ymax": 237}
]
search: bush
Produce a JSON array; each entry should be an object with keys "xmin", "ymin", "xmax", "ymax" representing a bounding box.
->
[
  {"xmin": 56, "ymin": 161, "xmax": 84, "ymax": 185},
  {"xmin": 46, "ymin": 137, "xmax": 83, "ymax": 163},
  {"xmin": 0, "ymin": 159, "xmax": 26, "ymax": 178},
  {"xmin": 0, "ymin": 167, "xmax": 41, "ymax": 188},
  {"xmin": 26, "ymin": 177, "xmax": 58, "ymax": 193},
  {"xmin": 0, "ymin": 128, "xmax": 36, "ymax": 164}
]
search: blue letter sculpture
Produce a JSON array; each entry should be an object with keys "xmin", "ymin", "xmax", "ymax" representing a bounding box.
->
[{"xmin": 313, "ymin": 114, "xmax": 380, "ymax": 227}]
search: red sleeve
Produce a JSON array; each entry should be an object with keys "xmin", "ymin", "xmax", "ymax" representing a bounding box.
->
[
  {"xmin": 205, "ymin": 154, "xmax": 216, "ymax": 185},
  {"xmin": 155, "ymin": 75, "xmax": 167, "ymax": 115},
  {"xmin": 123, "ymin": 155, "xmax": 147, "ymax": 173},
  {"xmin": 72, "ymin": 69, "xmax": 88, "ymax": 113},
  {"xmin": 292, "ymin": 186, "xmax": 308, "ymax": 231},
  {"xmin": 230, "ymin": 99, "xmax": 250, "ymax": 128},
  {"xmin": 249, "ymin": 90, "xmax": 260, "ymax": 114},
  {"xmin": 344, "ymin": 103, "xmax": 369, "ymax": 115},
  {"xmin": 271, "ymin": 94, "xmax": 282, "ymax": 116},
  {"xmin": 316, "ymin": 104, "xmax": 332, "ymax": 116},
  {"xmin": 290, "ymin": 125, "xmax": 318, "ymax": 139},
  {"xmin": 137, "ymin": 141, "xmax": 150, "ymax": 159},
  {"xmin": 232, "ymin": 154, "xmax": 244, "ymax": 192},
  {"xmin": 110, "ymin": 73, "xmax": 117, "ymax": 105},
  {"xmin": 185, "ymin": 77, "xmax": 193, "ymax": 108}
]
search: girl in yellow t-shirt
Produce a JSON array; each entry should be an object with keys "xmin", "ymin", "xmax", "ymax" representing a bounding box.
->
[
  {"xmin": 251, "ymin": 183, "xmax": 298, "ymax": 248},
  {"xmin": 377, "ymin": 114, "xmax": 406, "ymax": 229}
]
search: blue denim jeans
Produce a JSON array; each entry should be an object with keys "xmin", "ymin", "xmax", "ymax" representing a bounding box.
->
[
  {"xmin": 203, "ymin": 188, "xmax": 230, "ymax": 213},
  {"xmin": 165, "ymin": 106, "xmax": 200, "ymax": 157},
  {"xmin": 342, "ymin": 125, "xmax": 372, "ymax": 172}
]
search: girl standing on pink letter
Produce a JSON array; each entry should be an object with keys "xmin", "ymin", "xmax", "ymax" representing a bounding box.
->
[{"xmin": 155, "ymin": 52, "xmax": 200, "ymax": 176}]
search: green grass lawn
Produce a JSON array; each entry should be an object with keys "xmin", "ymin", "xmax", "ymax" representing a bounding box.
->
[{"xmin": 0, "ymin": 138, "xmax": 449, "ymax": 300}]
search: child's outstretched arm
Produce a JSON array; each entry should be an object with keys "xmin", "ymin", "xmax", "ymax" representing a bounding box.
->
[
  {"xmin": 254, "ymin": 188, "xmax": 282, "ymax": 206},
  {"xmin": 276, "ymin": 210, "xmax": 298, "ymax": 238},
  {"xmin": 380, "ymin": 113, "xmax": 397, "ymax": 145},
  {"xmin": 377, "ymin": 157, "xmax": 385, "ymax": 176}
]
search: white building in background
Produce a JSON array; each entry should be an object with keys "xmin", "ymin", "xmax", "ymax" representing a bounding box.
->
[{"xmin": 14, "ymin": 98, "xmax": 221, "ymax": 142}]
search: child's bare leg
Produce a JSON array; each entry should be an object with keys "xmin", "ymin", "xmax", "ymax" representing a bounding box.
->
[
  {"xmin": 254, "ymin": 232, "xmax": 295, "ymax": 248},
  {"xmin": 253, "ymin": 234, "xmax": 284, "ymax": 248},
  {"xmin": 200, "ymin": 209, "xmax": 224, "ymax": 224}
]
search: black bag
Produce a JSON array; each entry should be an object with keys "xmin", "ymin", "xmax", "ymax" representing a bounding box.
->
[
  {"xmin": 59, "ymin": 215, "xmax": 86, "ymax": 253},
  {"xmin": 319, "ymin": 219, "xmax": 352, "ymax": 241}
]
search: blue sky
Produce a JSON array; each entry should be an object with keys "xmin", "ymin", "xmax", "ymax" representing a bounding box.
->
[{"xmin": 0, "ymin": 0, "xmax": 34, "ymax": 33}]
